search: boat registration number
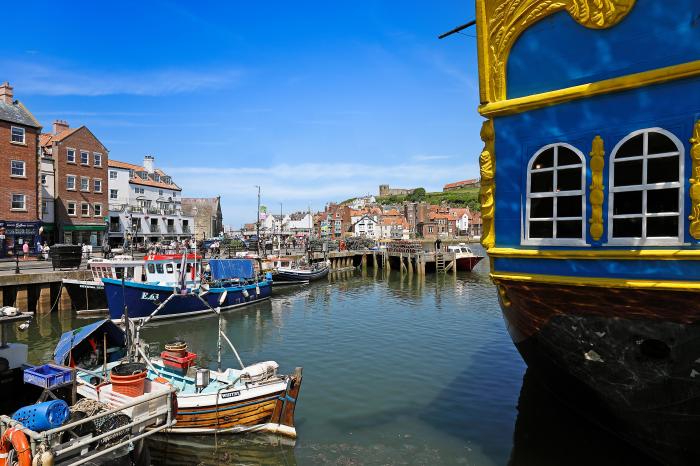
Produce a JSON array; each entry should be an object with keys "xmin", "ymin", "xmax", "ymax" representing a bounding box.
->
[
  {"xmin": 221, "ymin": 391, "xmax": 240, "ymax": 399},
  {"xmin": 141, "ymin": 292, "xmax": 160, "ymax": 301}
]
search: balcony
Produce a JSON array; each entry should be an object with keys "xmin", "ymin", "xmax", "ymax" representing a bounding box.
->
[
  {"xmin": 128, "ymin": 205, "xmax": 143, "ymax": 213},
  {"xmin": 166, "ymin": 225, "xmax": 176, "ymax": 233},
  {"xmin": 149, "ymin": 224, "xmax": 161, "ymax": 233},
  {"xmin": 109, "ymin": 203, "xmax": 126, "ymax": 212},
  {"xmin": 182, "ymin": 226, "xmax": 191, "ymax": 234},
  {"xmin": 147, "ymin": 207, "xmax": 161, "ymax": 215}
]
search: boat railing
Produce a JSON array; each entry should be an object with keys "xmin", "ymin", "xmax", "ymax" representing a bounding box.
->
[{"xmin": 0, "ymin": 384, "xmax": 177, "ymax": 466}]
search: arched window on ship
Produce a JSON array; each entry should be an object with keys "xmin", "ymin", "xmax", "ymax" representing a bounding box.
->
[
  {"xmin": 609, "ymin": 128, "xmax": 684, "ymax": 245},
  {"xmin": 525, "ymin": 144, "xmax": 586, "ymax": 245}
]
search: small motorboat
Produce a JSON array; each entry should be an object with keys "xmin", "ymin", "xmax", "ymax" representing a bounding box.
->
[
  {"xmin": 446, "ymin": 243, "xmax": 484, "ymax": 271},
  {"xmin": 273, "ymin": 260, "xmax": 329, "ymax": 285}
]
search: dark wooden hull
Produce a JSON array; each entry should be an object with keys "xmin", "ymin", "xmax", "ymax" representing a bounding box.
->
[
  {"xmin": 62, "ymin": 280, "xmax": 107, "ymax": 312},
  {"xmin": 455, "ymin": 256, "xmax": 484, "ymax": 271},
  {"xmin": 496, "ymin": 278, "xmax": 700, "ymax": 465},
  {"xmin": 273, "ymin": 266, "xmax": 329, "ymax": 283}
]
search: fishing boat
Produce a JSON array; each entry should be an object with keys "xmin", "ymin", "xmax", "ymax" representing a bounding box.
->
[
  {"xmin": 446, "ymin": 243, "xmax": 483, "ymax": 271},
  {"xmin": 468, "ymin": 1, "xmax": 700, "ymax": 463},
  {"xmin": 273, "ymin": 260, "xmax": 329, "ymax": 284},
  {"xmin": 103, "ymin": 255, "xmax": 272, "ymax": 321},
  {"xmin": 62, "ymin": 255, "xmax": 145, "ymax": 313}
]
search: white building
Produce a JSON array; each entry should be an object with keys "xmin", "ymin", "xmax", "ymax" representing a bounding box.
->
[
  {"xmin": 107, "ymin": 156, "xmax": 194, "ymax": 246},
  {"xmin": 349, "ymin": 195, "xmax": 376, "ymax": 210},
  {"xmin": 380, "ymin": 217, "xmax": 409, "ymax": 240},
  {"xmin": 351, "ymin": 215, "xmax": 380, "ymax": 239},
  {"xmin": 39, "ymin": 156, "xmax": 55, "ymax": 230}
]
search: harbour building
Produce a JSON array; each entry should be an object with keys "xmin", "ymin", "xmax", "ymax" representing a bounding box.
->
[
  {"xmin": 107, "ymin": 156, "xmax": 194, "ymax": 247},
  {"xmin": 472, "ymin": 0, "xmax": 700, "ymax": 463}
]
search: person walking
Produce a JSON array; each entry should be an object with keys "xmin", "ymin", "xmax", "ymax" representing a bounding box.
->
[
  {"xmin": 434, "ymin": 238, "xmax": 442, "ymax": 253},
  {"xmin": 22, "ymin": 240, "xmax": 29, "ymax": 260}
]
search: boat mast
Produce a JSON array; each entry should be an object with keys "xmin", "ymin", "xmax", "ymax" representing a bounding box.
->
[{"xmin": 255, "ymin": 185, "xmax": 261, "ymax": 256}]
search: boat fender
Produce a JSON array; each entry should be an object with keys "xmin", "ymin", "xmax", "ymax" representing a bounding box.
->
[
  {"xmin": 1, "ymin": 427, "xmax": 32, "ymax": 466},
  {"xmin": 242, "ymin": 289, "xmax": 249, "ymax": 298},
  {"xmin": 256, "ymin": 285, "xmax": 260, "ymax": 295},
  {"xmin": 31, "ymin": 443, "xmax": 54, "ymax": 466}
]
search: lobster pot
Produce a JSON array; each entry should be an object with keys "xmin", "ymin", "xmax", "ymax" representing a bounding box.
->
[{"xmin": 12, "ymin": 399, "xmax": 70, "ymax": 432}]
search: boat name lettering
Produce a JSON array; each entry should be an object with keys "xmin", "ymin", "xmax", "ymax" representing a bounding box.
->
[
  {"xmin": 140, "ymin": 292, "xmax": 160, "ymax": 301},
  {"xmin": 221, "ymin": 391, "xmax": 240, "ymax": 399}
]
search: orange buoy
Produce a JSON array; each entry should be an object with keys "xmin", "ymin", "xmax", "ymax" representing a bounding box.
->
[{"xmin": 0, "ymin": 427, "xmax": 32, "ymax": 466}]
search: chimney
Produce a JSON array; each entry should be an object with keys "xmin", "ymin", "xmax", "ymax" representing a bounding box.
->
[
  {"xmin": 0, "ymin": 82, "xmax": 14, "ymax": 105},
  {"xmin": 143, "ymin": 155, "xmax": 155, "ymax": 174},
  {"xmin": 53, "ymin": 120, "xmax": 69, "ymax": 135}
]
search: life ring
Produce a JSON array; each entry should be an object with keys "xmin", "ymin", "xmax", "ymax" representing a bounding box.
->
[{"xmin": 0, "ymin": 427, "xmax": 32, "ymax": 466}]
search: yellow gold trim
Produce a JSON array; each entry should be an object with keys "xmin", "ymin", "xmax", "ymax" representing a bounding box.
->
[
  {"xmin": 689, "ymin": 120, "xmax": 700, "ymax": 239},
  {"xmin": 488, "ymin": 247, "xmax": 700, "ymax": 260},
  {"xmin": 479, "ymin": 60, "xmax": 700, "ymax": 117},
  {"xmin": 588, "ymin": 135, "xmax": 605, "ymax": 241},
  {"xmin": 479, "ymin": 120, "xmax": 496, "ymax": 249},
  {"xmin": 476, "ymin": 0, "xmax": 635, "ymax": 103},
  {"xmin": 491, "ymin": 271, "xmax": 700, "ymax": 291}
]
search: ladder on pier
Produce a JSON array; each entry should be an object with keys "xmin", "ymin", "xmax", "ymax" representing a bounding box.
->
[{"xmin": 435, "ymin": 253, "xmax": 446, "ymax": 272}]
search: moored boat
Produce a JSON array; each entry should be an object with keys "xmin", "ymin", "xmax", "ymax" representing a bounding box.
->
[
  {"xmin": 446, "ymin": 243, "xmax": 483, "ymax": 271},
  {"xmin": 468, "ymin": 1, "xmax": 700, "ymax": 463},
  {"xmin": 273, "ymin": 260, "xmax": 329, "ymax": 284}
]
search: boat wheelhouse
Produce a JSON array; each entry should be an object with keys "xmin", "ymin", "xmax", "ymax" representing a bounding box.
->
[
  {"xmin": 471, "ymin": 0, "xmax": 700, "ymax": 463},
  {"xmin": 446, "ymin": 243, "xmax": 483, "ymax": 271}
]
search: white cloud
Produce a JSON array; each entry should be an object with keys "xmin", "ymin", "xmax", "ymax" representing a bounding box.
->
[{"xmin": 3, "ymin": 60, "xmax": 243, "ymax": 96}]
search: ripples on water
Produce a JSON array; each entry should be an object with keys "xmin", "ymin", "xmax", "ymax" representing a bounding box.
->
[{"xmin": 15, "ymin": 245, "xmax": 658, "ymax": 465}]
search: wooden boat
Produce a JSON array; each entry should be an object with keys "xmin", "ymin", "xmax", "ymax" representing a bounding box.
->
[
  {"xmin": 273, "ymin": 261, "xmax": 329, "ymax": 284},
  {"xmin": 446, "ymin": 243, "xmax": 484, "ymax": 271},
  {"xmin": 468, "ymin": 1, "xmax": 700, "ymax": 463}
]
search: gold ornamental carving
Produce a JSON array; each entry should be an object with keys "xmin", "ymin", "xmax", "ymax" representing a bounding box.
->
[
  {"xmin": 479, "ymin": 119, "xmax": 496, "ymax": 249},
  {"xmin": 588, "ymin": 135, "xmax": 605, "ymax": 241},
  {"xmin": 689, "ymin": 121, "xmax": 700, "ymax": 239},
  {"xmin": 476, "ymin": 0, "xmax": 636, "ymax": 102}
]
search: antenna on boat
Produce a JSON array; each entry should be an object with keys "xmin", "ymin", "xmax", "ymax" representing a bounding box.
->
[{"xmin": 216, "ymin": 291, "xmax": 228, "ymax": 372}]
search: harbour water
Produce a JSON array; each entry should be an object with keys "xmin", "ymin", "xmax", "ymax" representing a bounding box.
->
[{"xmin": 14, "ymin": 245, "xmax": 658, "ymax": 465}]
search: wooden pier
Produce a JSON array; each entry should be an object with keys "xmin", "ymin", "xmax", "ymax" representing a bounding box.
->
[
  {"xmin": 0, "ymin": 269, "xmax": 90, "ymax": 313},
  {"xmin": 313, "ymin": 248, "xmax": 457, "ymax": 275}
]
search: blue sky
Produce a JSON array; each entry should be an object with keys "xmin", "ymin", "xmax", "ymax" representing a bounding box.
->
[{"xmin": 4, "ymin": 1, "xmax": 481, "ymax": 226}]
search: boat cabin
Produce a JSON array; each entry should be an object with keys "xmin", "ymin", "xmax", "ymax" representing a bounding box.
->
[
  {"xmin": 143, "ymin": 253, "xmax": 201, "ymax": 287},
  {"xmin": 89, "ymin": 256, "xmax": 146, "ymax": 283},
  {"xmin": 447, "ymin": 243, "xmax": 474, "ymax": 255}
]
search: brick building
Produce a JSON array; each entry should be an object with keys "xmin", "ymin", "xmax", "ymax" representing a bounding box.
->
[
  {"xmin": 40, "ymin": 121, "xmax": 109, "ymax": 246},
  {"xmin": 0, "ymin": 82, "xmax": 42, "ymax": 257}
]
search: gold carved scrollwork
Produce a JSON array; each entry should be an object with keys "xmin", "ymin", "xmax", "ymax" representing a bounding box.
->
[
  {"xmin": 479, "ymin": 119, "xmax": 496, "ymax": 249},
  {"xmin": 588, "ymin": 135, "xmax": 605, "ymax": 241},
  {"xmin": 688, "ymin": 121, "xmax": 700, "ymax": 239},
  {"xmin": 477, "ymin": 0, "xmax": 636, "ymax": 102}
]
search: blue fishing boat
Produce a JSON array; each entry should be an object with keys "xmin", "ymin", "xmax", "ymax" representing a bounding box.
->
[{"xmin": 103, "ymin": 254, "xmax": 272, "ymax": 321}]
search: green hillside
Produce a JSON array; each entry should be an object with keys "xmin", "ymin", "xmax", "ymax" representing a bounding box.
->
[{"xmin": 376, "ymin": 187, "xmax": 480, "ymax": 211}]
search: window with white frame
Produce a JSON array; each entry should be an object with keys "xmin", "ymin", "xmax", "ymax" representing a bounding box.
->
[
  {"xmin": 67, "ymin": 202, "xmax": 76, "ymax": 216},
  {"xmin": 67, "ymin": 148, "xmax": 76, "ymax": 163},
  {"xmin": 42, "ymin": 201, "xmax": 49, "ymax": 214},
  {"xmin": 134, "ymin": 187, "xmax": 144, "ymax": 194},
  {"xmin": 94, "ymin": 179, "xmax": 102, "ymax": 192},
  {"xmin": 609, "ymin": 128, "xmax": 684, "ymax": 244},
  {"xmin": 11, "ymin": 194, "xmax": 26, "ymax": 210},
  {"xmin": 81, "ymin": 202, "xmax": 90, "ymax": 216},
  {"xmin": 11, "ymin": 126, "xmax": 25, "ymax": 144},
  {"xmin": 525, "ymin": 144, "xmax": 585, "ymax": 243},
  {"xmin": 109, "ymin": 170, "xmax": 117, "ymax": 179},
  {"xmin": 41, "ymin": 174, "xmax": 47, "ymax": 185},
  {"xmin": 110, "ymin": 189, "xmax": 118, "ymax": 200},
  {"xmin": 80, "ymin": 176, "xmax": 89, "ymax": 191},
  {"xmin": 66, "ymin": 175, "xmax": 76, "ymax": 191},
  {"xmin": 80, "ymin": 151, "xmax": 89, "ymax": 165},
  {"xmin": 93, "ymin": 153, "xmax": 102, "ymax": 167},
  {"xmin": 94, "ymin": 203, "xmax": 102, "ymax": 216},
  {"xmin": 10, "ymin": 160, "xmax": 25, "ymax": 177}
]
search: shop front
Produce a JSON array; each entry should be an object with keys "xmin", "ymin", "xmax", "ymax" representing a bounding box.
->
[
  {"xmin": 62, "ymin": 224, "xmax": 107, "ymax": 247},
  {"xmin": 0, "ymin": 221, "xmax": 43, "ymax": 258}
]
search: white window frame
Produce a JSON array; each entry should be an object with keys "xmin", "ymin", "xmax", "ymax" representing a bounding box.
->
[
  {"xmin": 524, "ymin": 143, "xmax": 587, "ymax": 246},
  {"xmin": 67, "ymin": 148, "xmax": 76, "ymax": 164},
  {"xmin": 67, "ymin": 201, "xmax": 77, "ymax": 216},
  {"xmin": 607, "ymin": 127, "xmax": 685, "ymax": 246},
  {"xmin": 10, "ymin": 194, "xmax": 26, "ymax": 211},
  {"xmin": 110, "ymin": 189, "xmax": 118, "ymax": 200},
  {"xmin": 80, "ymin": 150, "xmax": 89, "ymax": 165},
  {"xmin": 10, "ymin": 126, "xmax": 25, "ymax": 144},
  {"xmin": 81, "ymin": 202, "xmax": 90, "ymax": 217},
  {"xmin": 80, "ymin": 176, "xmax": 90, "ymax": 192},
  {"xmin": 41, "ymin": 174, "xmax": 47, "ymax": 185},
  {"xmin": 66, "ymin": 175, "xmax": 76, "ymax": 191},
  {"xmin": 10, "ymin": 160, "xmax": 25, "ymax": 177},
  {"xmin": 93, "ymin": 178, "xmax": 102, "ymax": 193},
  {"xmin": 93, "ymin": 152, "xmax": 102, "ymax": 167},
  {"xmin": 93, "ymin": 203, "xmax": 102, "ymax": 217},
  {"xmin": 109, "ymin": 170, "xmax": 117, "ymax": 179}
]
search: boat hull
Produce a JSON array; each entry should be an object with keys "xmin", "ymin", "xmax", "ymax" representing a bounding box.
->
[
  {"xmin": 168, "ymin": 368, "xmax": 303, "ymax": 436},
  {"xmin": 273, "ymin": 266, "xmax": 329, "ymax": 283},
  {"xmin": 103, "ymin": 278, "xmax": 272, "ymax": 321},
  {"xmin": 495, "ymin": 278, "xmax": 700, "ymax": 465},
  {"xmin": 62, "ymin": 279, "xmax": 107, "ymax": 312},
  {"xmin": 454, "ymin": 255, "xmax": 484, "ymax": 271}
]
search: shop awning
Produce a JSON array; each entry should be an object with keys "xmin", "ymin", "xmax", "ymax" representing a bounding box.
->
[
  {"xmin": 63, "ymin": 224, "xmax": 106, "ymax": 231},
  {"xmin": 41, "ymin": 223, "xmax": 55, "ymax": 232}
]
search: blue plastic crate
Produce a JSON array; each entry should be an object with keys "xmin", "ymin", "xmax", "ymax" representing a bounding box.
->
[{"xmin": 23, "ymin": 364, "xmax": 73, "ymax": 389}]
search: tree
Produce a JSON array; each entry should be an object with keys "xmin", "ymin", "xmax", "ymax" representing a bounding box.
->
[{"xmin": 408, "ymin": 187, "xmax": 426, "ymax": 202}]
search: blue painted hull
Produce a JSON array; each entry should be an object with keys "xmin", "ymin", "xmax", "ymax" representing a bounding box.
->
[{"xmin": 103, "ymin": 278, "xmax": 272, "ymax": 321}]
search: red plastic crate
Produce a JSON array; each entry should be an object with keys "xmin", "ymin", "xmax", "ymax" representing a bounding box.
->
[{"xmin": 161, "ymin": 351, "xmax": 197, "ymax": 375}]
